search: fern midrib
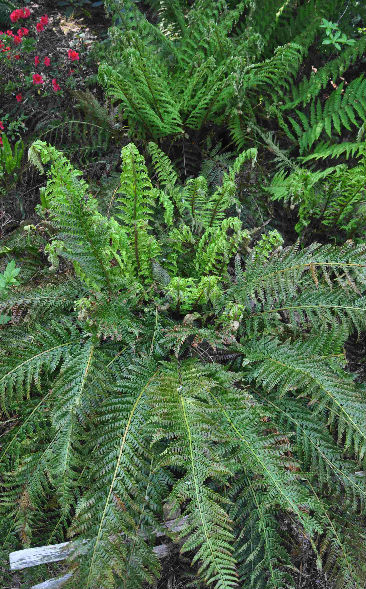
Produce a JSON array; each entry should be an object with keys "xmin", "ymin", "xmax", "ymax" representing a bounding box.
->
[
  {"xmin": 251, "ymin": 260, "xmax": 366, "ymax": 284},
  {"xmin": 180, "ymin": 392, "xmax": 227, "ymax": 587},
  {"xmin": 251, "ymin": 303, "xmax": 366, "ymax": 317},
  {"xmin": 85, "ymin": 370, "xmax": 158, "ymax": 589},
  {"xmin": 209, "ymin": 390, "xmax": 314, "ymax": 527},
  {"xmin": 131, "ymin": 157, "xmax": 141, "ymax": 273},
  {"xmin": 208, "ymin": 190, "xmax": 225, "ymax": 228},
  {"xmin": 58, "ymin": 344, "xmax": 95, "ymax": 496}
]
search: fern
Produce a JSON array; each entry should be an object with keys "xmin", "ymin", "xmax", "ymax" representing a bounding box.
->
[
  {"xmin": 1, "ymin": 139, "xmax": 366, "ymax": 589},
  {"xmin": 282, "ymin": 76, "xmax": 366, "ymax": 153},
  {"xmin": 0, "ymin": 0, "xmax": 15, "ymax": 26},
  {"xmin": 268, "ymin": 148, "xmax": 366, "ymax": 239}
]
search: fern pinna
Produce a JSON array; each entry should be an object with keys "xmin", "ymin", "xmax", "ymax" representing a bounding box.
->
[{"xmin": 1, "ymin": 141, "xmax": 366, "ymax": 589}]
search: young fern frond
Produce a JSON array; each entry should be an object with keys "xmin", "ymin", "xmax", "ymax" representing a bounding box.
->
[
  {"xmin": 117, "ymin": 143, "xmax": 161, "ymax": 280},
  {"xmin": 29, "ymin": 141, "xmax": 127, "ymax": 292}
]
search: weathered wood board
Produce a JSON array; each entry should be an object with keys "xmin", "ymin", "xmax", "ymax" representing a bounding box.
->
[{"xmin": 9, "ymin": 516, "xmax": 187, "ymax": 589}]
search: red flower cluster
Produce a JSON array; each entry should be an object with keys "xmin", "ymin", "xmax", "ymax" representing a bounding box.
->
[
  {"xmin": 68, "ymin": 49, "xmax": 79, "ymax": 61},
  {"xmin": 36, "ymin": 15, "xmax": 49, "ymax": 33},
  {"xmin": 0, "ymin": 40, "xmax": 11, "ymax": 53},
  {"xmin": 0, "ymin": 26, "xmax": 29, "ymax": 51},
  {"xmin": 17, "ymin": 27, "xmax": 29, "ymax": 37},
  {"xmin": 32, "ymin": 73, "xmax": 44, "ymax": 85},
  {"xmin": 10, "ymin": 7, "xmax": 31, "ymax": 23},
  {"xmin": 52, "ymin": 78, "xmax": 61, "ymax": 92},
  {"xmin": 0, "ymin": 10, "xmax": 83, "ymax": 102}
]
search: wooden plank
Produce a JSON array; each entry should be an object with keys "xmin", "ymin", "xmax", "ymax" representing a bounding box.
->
[
  {"xmin": 31, "ymin": 573, "xmax": 73, "ymax": 589},
  {"xmin": 10, "ymin": 542, "xmax": 72, "ymax": 571},
  {"xmin": 10, "ymin": 516, "xmax": 187, "ymax": 572},
  {"xmin": 10, "ymin": 515, "xmax": 187, "ymax": 589},
  {"xmin": 28, "ymin": 543, "xmax": 173, "ymax": 589}
]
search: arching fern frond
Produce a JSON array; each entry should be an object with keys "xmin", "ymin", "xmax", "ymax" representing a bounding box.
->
[
  {"xmin": 70, "ymin": 358, "xmax": 161, "ymax": 589},
  {"xmin": 151, "ymin": 361, "xmax": 238, "ymax": 589}
]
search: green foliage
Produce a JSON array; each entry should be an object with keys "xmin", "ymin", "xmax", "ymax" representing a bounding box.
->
[
  {"xmin": 0, "ymin": 260, "xmax": 20, "ymax": 324},
  {"xmin": 98, "ymin": 0, "xmax": 366, "ymax": 165},
  {"xmin": 98, "ymin": 0, "xmax": 311, "ymax": 143},
  {"xmin": 0, "ymin": 137, "xmax": 366, "ymax": 589},
  {"xmin": 0, "ymin": 133, "xmax": 24, "ymax": 195},
  {"xmin": 0, "ymin": 259, "xmax": 20, "ymax": 292},
  {"xmin": 0, "ymin": 0, "xmax": 15, "ymax": 26},
  {"xmin": 279, "ymin": 75, "xmax": 366, "ymax": 153},
  {"xmin": 268, "ymin": 145, "xmax": 366, "ymax": 239},
  {"xmin": 28, "ymin": 140, "xmax": 253, "ymax": 306},
  {"xmin": 320, "ymin": 18, "xmax": 356, "ymax": 50}
]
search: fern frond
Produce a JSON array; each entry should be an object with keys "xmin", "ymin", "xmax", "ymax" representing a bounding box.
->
[
  {"xmin": 71, "ymin": 358, "xmax": 161, "ymax": 589},
  {"xmin": 243, "ymin": 336, "xmax": 366, "ymax": 461},
  {"xmin": 0, "ymin": 322, "xmax": 76, "ymax": 413},
  {"xmin": 152, "ymin": 361, "xmax": 238, "ymax": 589},
  {"xmin": 263, "ymin": 394, "xmax": 366, "ymax": 509},
  {"xmin": 117, "ymin": 143, "xmax": 161, "ymax": 280},
  {"xmin": 29, "ymin": 141, "xmax": 128, "ymax": 291},
  {"xmin": 283, "ymin": 36, "xmax": 366, "ymax": 111},
  {"xmin": 284, "ymin": 76, "xmax": 366, "ymax": 153}
]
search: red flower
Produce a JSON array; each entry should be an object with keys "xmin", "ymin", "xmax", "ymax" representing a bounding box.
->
[
  {"xmin": 13, "ymin": 35, "xmax": 22, "ymax": 45},
  {"xmin": 67, "ymin": 49, "xmax": 79, "ymax": 61},
  {"xmin": 44, "ymin": 56, "xmax": 51, "ymax": 66},
  {"xmin": 36, "ymin": 22, "xmax": 44, "ymax": 33},
  {"xmin": 32, "ymin": 73, "xmax": 44, "ymax": 85},
  {"xmin": 18, "ymin": 9, "xmax": 25, "ymax": 18},
  {"xmin": 24, "ymin": 7, "xmax": 31, "ymax": 18},
  {"xmin": 14, "ymin": 54, "xmax": 20, "ymax": 59},
  {"xmin": 10, "ymin": 10, "xmax": 21, "ymax": 23},
  {"xmin": 34, "ymin": 55, "xmax": 40, "ymax": 66},
  {"xmin": 17, "ymin": 27, "xmax": 29, "ymax": 37},
  {"xmin": 6, "ymin": 30, "xmax": 14, "ymax": 36},
  {"xmin": 40, "ymin": 15, "xmax": 49, "ymax": 26},
  {"xmin": 16, "ymin": 93, "xmax": 23, "ymax": 102},
  {"xmin": 52, "ymin": 78, "xmax": 61, "ymax": 92},
  {"xmin": 0, "ymin": 121, "xmax": 4, "ymax": 130},
  {"xmin": 0, "ymin": 137, "xmax": 3, "ymax": 148}
]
